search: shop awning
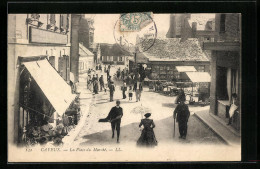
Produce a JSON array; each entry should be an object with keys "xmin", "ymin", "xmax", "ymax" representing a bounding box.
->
[
  {"xmin": 23, "ymin": 59, "xmax": 77, "ymax": 116},
  {"xmin": 185, "ymin": 72, "xmax": 211, "ymax": 83},
  {"xmin": 176, "ymin": 66, "xmax": 197, "ymax": 72}
]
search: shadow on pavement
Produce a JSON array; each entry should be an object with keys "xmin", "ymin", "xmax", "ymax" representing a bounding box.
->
[{"xmin": 78, "ymin": 115, "xmax": 224, "ymax": 146}]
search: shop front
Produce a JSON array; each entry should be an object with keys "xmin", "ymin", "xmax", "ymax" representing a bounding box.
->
[
  {"xmin": 204, "ymin": 42, "xmax": 241, "ymax": 132},
  {"xmin": 18, "ymin": 56, "xmax": 77, "ymax": 146}
]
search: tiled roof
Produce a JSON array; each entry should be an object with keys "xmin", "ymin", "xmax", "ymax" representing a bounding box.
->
[
  {"xmin": 100, "ymin": 43, "xmax": 131, "ymax": 56},
  {"xmin": 79, "ymin": 43, "xmax": 94, "ymax": 57},
  {"xmin": 140, "ymin": 38, "xmax": 209, "ymax": 62}
]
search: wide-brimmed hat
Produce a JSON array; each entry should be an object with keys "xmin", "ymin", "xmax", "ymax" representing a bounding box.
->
[{"xmin": 144, "ymin": 113, "xmax": 151, "ymax": 118}]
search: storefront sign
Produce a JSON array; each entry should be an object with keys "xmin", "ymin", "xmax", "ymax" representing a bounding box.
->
[{"xmin": 29, "ymin": 26, "xmax": 68, "ymax": 44}]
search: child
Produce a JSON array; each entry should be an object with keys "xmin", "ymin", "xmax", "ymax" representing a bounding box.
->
[{"xmin": 128, "ymin": 86, "xmax": 133, "ymax": 101}]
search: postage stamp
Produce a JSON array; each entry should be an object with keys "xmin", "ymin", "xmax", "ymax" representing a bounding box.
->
[
  {"xmin": 120, "ymin": 12, "xmax": 153, "ymax": 32},
  {"xmin": 114, "ymin": 12, "xmax": 157, "ymax": 54}
]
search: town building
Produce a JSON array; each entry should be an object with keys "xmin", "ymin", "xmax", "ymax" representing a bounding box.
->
[
  {"xmin": 8, "ymin": 14, "xmax": 76, "ymax": 145},
  {"xmin": 203, "ymin": 13, "xmax": 241, "ymax": 131},
  {"xmin": 99, "ymin": 43, "xmax": 130, "ymax": 65},
  {"xmin": 166, "ymin": 14, "xmax": 217, "ymax": 57},
  {"xmin": 135, "ymin": 38, "xmax": 210, "ymax": 81},
  {"xmin": 78, "ymin": 16, "xmax": 95, "ymax": 51},
  {"xmin": 79, "ymin": 43, "xmax": 94, "ymax": 73}
]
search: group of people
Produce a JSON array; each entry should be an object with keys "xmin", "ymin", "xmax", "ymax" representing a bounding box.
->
[
  {"xmin": 87, "ymin": 74, "xmax": 105, "ymax": 94},
  {"xmin": 104, "ymin": 96, "xmax": 191, "ymax": 146},
  {"xmin": 116, "ymin": 67, "xmax": 129, "ymax": 81},
  {"xmin": 121, "ymin": 79, "xmax": 143, "ymax": 102}
]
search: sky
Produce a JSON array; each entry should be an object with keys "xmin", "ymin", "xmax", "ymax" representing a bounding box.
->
[
  {"xmin": 85, "ymin": 13, "xmax": 215, "ymax": 44},
  {"xmin": 85, "ymin": 14, "xmax": 170, "ymax": 44}
]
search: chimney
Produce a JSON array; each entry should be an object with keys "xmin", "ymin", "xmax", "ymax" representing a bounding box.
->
[{"xmin": 192, "ymin": 22, "xmax": 197, "ymax": 38}]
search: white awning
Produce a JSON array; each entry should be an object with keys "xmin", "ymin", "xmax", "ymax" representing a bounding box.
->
[
  {"xmin": 176, "ymin": 66, "xmax": 197, "ymax": 72},
  {"xmin": 23, "ymin": 59, "xmax": 77, "ymax": 116},
  {"xmin": 185, "ymin": 72, "xmax": 211, "ymax": 83}
]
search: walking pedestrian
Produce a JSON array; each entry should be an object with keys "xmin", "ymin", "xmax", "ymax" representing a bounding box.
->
[
  {"xmin": 121, "ymin": 70, "xmax": 125, "ymax": 80},
  {"xmin": 122, "ymin": 80, "xmax": 127, "ymax": 99},
  {"xmin": 93, "ymin": 79, "xmax": 99, "ymax": 94},
  {"xmin": 117, "ymin": 69, "xmax": 120, "ymax": 79},
  {"xmin": 99, "ymin": 75, "xmax": 105, "ymax": 92},
  {"xmin": 96, "ymin": 74, "xmax": 99, "ymax": 92},
  {"xmin": 104, "ymin": 65, "xmax": 107, "ymax": 73},
  {"xmin": 87, "ymin": 75, "xmax": 92, "ymax": 90},
  {"xmin": 175, "ymin": 89, "xmax": 186, "ymax": 104},
  {"xmin": 133, "ymin": 80, "xmax": 143, "ymax": 102},
  {"xmin": 128, "ymin": 86, "xmax": 133, "ymax": 101},
  {"xmin": 105, "ymin": 100, "xmax": 123, "ymax": 143},
  {"xmin": 106, "ymin": 69, "xmax": 110, "ymax": 81},
  {"xmin": 109, "ymin": 81, "xmax": 115, "ymax": 102},
  {"xmin": 137, "ymin": 113, "xmax": 158, "ymax": 147},
  {"xmin": 173, "ymin": 97, "xmax": 190, "ymax": 139}
]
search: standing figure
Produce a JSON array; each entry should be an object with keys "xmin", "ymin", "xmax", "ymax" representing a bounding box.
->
[
  {"xmin": 117, "ymin": 69, "xmax": 120, "ymax": 79},
  {"xmin": 109, "ymin": 81, "xmax": 115, "ymax": 102},
  {"xmin": 133, "ymin": 80, "xmax": 143, "ymax": 102},
  {"xmin": 99, "ymin": 64, "xmax": 102, "ymax": 71},
  {"xmin": 93, "ymin": 79, "xmax": 99, "ymax": 94},
  {"xmin": 173, "ymin": 97, "xmax": 190, "ymax": 139},
  {"xmin": 99, "ymin": 75, "xmax": 105, "ymax": 92},
  {"xmin": 96, "ymin": 74, "xmax": 99, "ymax": 92},
  {"xmin": 104, "ymin": 65, "xmax": 107, "ymax": 73},
  {"xmin": 128, "ymin": 86, "xmax": 133, "ymax": 101},
  {"xmin": 87, "ymin": 75, "xmax": 92, "ymax": 90},
  {"xmin": 106, "ymin": 100, "xmax": 123, "ymax": 143},
  {"xmin": 175, "ymin": 89, "xmax": 185, "ymax": 104},
  {"xmin": 137, "ymin": 113, "xmax": 158, "ymax": 147},
  {"xmin": 106, "ymin": 69, "xmax": 110, "ymax": 81},
  {"xmin": 122, "ymin": 80, "xmax": 127, "ymax": 99},
  {"xmin": 121, "ymin": 70, "xmax": 125, "ymax": 80}
]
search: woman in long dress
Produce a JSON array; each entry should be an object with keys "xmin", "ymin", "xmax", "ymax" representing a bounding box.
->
[{"xmin": 137, "ymin": 113, "xmax": 158, "ymax": 147}]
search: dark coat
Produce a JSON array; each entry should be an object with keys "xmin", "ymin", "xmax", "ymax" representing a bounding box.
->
[
  {"xmin": 133, "ymin": 82, "xmax": 143, "ymax": 91},
  {"xmin": 106, "ymin": 106, "xmax": 123, "ymax": 122},
  {"xmin": 173, "ymin": 103, "xmax": 190, "ymax": 123}
]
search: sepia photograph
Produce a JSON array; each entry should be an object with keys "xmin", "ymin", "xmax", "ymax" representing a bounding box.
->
[{"xmin": 8, "ymin": 12, "xmax": 242, "ymax": 162}]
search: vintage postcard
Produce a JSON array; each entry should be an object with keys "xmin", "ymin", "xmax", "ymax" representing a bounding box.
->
[{"xmin": 8, "ymin": 13, "xmax": 241, "ymax": 162}]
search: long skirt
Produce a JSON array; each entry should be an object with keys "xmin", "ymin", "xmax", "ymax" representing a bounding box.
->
[{"xmin": 137, "ymin": 128, "xmax": 158, "ymax": 147}]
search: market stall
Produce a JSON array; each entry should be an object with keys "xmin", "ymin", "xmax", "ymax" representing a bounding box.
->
[
  {"xmin": 185, "ymin": 72, "xmax": 211, "ymax": 104},
  {"xmin": 19, "ymin": 58, "xmax": 78, "ymax": 146}
]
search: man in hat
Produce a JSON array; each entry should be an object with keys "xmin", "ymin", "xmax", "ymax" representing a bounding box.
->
[
  {"xmin": 106, "ymin": 100, "xmax": 123, "ymax": 143},
  {"xmin": 173, "ymin": 97, "xmax": 190, "ymax": 139}
]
